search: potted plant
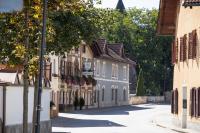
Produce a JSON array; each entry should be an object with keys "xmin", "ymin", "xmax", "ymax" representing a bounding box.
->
[
  {"xmin": 79, "ymin": 97, "xmax": 85, "ymax": 110},
  {"xmin": 73, "ymin": 96, "xmax": 79, "ymax": 110}
]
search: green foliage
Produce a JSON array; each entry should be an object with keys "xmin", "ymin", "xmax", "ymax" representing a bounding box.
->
[
  {"xmin": 136, "ymin": 69, "xmax": 145, "ymax": 96},
  {"xmin": 96, "ymin": 8, "xmax": 173, "ymax": 95}
]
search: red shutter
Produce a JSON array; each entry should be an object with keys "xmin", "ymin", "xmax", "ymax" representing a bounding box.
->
[
  {"xmin": 196, "ymin": 88, "xmax": 199, "ymax": 117},
  {"xmin": 180, "ymin": 37, "xmax": 184, "ymax": 62},
  {"xmin": 188, "ymin": 32, "xmax": 193, "ymax": 59},
  {"xmin": 171, "ymin": 90, "xmax": 174, "ymax": 114},
  {"xmin": 175, "ymin": 89, "xmax": 178, "ymax": 114},
  {"xmin": 192, "ymin": 30, "xmax": 197, "ymax": 59},
  {"xmin": 190, "ymin": 89, "xmax": 193, "ymax": 116},
  {"xmin": 175, "ymin": 38, "xmax": 179, "ymax": 62},
  {"xmin": 198, "ymin": 88, "xmax": 200, "ymax": 117},
  {"xmin": 172, "ymin": 41, "xmax": 174, "ymax": 64},
  {"xmin": 183, "ymin": 35, "xmax": 187, "ymax": 61}
]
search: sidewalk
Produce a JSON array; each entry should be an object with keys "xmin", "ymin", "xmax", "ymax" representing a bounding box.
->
[{"xmin": 154, "ymin": 113, "xmax": 198, "ymax": 133}]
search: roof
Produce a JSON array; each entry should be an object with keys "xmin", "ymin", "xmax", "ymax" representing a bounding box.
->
[
  {"xmin": 92, "ymin": 39, "xmax": 136, "ymax": 65},
  {"xmin": 157, "ymin": 0, "xmax": 179, "ymax": 36},
  {"xmin": 0, "ymin": 64, "xmax": 23, "ymax": 73},
  {"xmin": 0, "ymin": 72, "xmax": 20, "ymax": 84},
  {"xmin": 183, "ymin": 0, "xmax": 200, "ymax": 7},
  {"xmin": 116, "ymin": 0, "xmax": 125, "ymax": 12}
]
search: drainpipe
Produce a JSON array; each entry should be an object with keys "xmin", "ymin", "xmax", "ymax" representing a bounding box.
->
[{"xmin": 2, "ymin": 85, "xmax": 6, "ymax": 133}]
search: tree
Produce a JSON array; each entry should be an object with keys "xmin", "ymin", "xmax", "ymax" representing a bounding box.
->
[
  {"xmin": 95, "ymin": 8, "xmax": 173, "ymax": 95},
  {"xmin": 0, "ymin": 0, "xmax": 101, "ymax": 132},
  {"xmin": 136, "ymin": 69, "xmax": 145, "ymax": 96}
]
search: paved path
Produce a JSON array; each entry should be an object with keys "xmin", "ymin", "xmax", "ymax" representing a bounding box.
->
[{"xmin": 52, "ymin": 104, "xmax": 179, "ymax": 133}]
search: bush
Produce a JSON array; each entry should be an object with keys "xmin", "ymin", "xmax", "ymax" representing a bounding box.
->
[
  {"xmin": 73, "ymin": 96, "xmax": 79, "ymax": 110},
  {"xmin": 79, "ymin": 97, "xmax": 85, "ymax": 110},
  {"xmin": 136, "ymin": 69, "xmax": 145, "ymax": 96}
]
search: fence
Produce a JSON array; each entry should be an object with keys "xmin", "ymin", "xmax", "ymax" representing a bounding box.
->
[{"xmin": 129, "ymin": 95, "xmax": 165, "ymax": 105}]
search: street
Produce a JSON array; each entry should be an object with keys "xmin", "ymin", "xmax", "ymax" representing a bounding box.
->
[{"xmin": 52, "ymin": 104, "xmax": 178, "ymax": 133}]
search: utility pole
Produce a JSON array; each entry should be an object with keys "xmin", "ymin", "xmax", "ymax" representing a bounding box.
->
[{"xmin": 35, "ymin": 0, "xmax": 48, "ymax": 133}]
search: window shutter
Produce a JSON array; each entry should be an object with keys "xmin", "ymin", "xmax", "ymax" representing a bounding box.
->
[
  {"xmin": 196, "ymin": 88, "xmax": 199, "ymax": 117},
  {"xmin": 180, "ymin": 37, "xmax": 184, "ymax": 62},
  {"xmin": 190, "ymin": 89, "xmax": 193, "ymax": 116},
  {"xmin": 183, "ymin": 35, "xmax": 187, "ymax": 61},
  {"xmin": 171, "ymin": 90, "xmax": 174, "ymax": 114},
  {"xmin": 176, "ymin": 38, "xmax": 179, "ymax": 62},
  {"xmin": 198, "ymin": 88, "xmax": 200, "ymax": 117},
  {"xmin": 192, "ymin": 30, "xmax": 197, "ymax": 59},
  {"xmin": 188, "ymin": 32, "xmax": 193, "ymax": 59},
  {"xmin": 175, "ymin": 89, "xmax": 178, "ymax": 114}
]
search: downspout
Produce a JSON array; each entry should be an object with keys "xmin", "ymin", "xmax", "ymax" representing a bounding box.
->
[{"xmin": 2, "ymin": 85, "xmax": 6, "ymax": 133}]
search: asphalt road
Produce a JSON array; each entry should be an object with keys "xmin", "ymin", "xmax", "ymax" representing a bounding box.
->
[{"xmin": 52, "ymin": 104, "xmax": 178, "ymax": 133}]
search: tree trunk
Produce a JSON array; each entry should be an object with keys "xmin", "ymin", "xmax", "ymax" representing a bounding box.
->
[
  {"xmin": 23, "ymin": 3, "xmax": 30, "ymax": 133},
  {"xmin": 32, "ymin": 74, "xmax": 39, "ymax": 133}
]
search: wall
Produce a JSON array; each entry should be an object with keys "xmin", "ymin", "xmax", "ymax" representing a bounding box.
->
[
  {"xmin": 129, "ymin": 96, "xmax": 165, "ymax": 105},
  {"xmin": 5, "ymin": 86, "xmax": 50, "ymax": 126},
  {"xmin": 173, "ymin": 5, "xmax": 200, "ymax": 123},
  {"xmin": 94, "ymin": 58, "xmax": 130, "ymax": 107},
  {"xmin": 0, "ymin": 86, "xmax": 3, "ymax": 122}
]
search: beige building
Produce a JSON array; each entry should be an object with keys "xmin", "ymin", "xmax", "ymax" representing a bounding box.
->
[
  {"xmin": 157, "ymin": 0, "xmax": 200, "ymax": 130},
  {"xmin": 50, "ymin": 42, "xmax": 95, "ymax": 114}
]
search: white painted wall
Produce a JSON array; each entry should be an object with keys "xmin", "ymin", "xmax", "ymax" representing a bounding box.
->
[
  {"xmin": 5, "ymin": 86, "xmax": 50, "ymax": 125},
  {"xmin": 0, "ymin": 86, "xmax": 3, "ymax": 121}
]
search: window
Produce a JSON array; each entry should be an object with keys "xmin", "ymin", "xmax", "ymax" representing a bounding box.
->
[
  {"xmin": 123, "ymin": 89, "xmax": 126, "ymax": 101},
  {"xmin": 83, "ymin": 45, "xmax": 86, "ymax": 53},
  {"xmin": 96, "ymin": 60, "xmax": 100, "ymax": 76},
  {"xmin": 53, "ymin": 59, "xmax": 56, "ymax": 75},
  {"xmin": 123, "ymin": 66, "xmax": 127, "ymax": 80},
  {"xmin": 75, "ymin": 47, "xmax": 79, "ymax": 53},
  {"xmin": 102, "ymin": 61, "xmax": 106, "ymax": 77},
  {"xmin": 112, "ymin": 64, "xmax": 115, "ymax": 78},
  {"xmin": 94, "ymin": 90, "xmax": 96, "ymax": 103},
  {"xmin": 112, "ymin": 64, "xmax": 118, "ymax": 79},
  {"xmin": 102, "ymin": 88, "xmax": 104, "ymax": 101},
  {"xmin": 112, "ymin": 89, "xmax": 114, "ymax": 101}
]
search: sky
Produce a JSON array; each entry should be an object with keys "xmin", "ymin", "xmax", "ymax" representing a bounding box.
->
[{"xmin": 94, "ymin": 0, "xmax": 160, "ymax": 9}]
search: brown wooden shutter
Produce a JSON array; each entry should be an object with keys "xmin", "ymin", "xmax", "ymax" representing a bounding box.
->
[
  {"xmin": 175, "ymin": 89, "xmax": 178, "ymax": 114},
  {"xmin": 198, "ymin": 88, "xmax": 200, "ymax": 117},
  {"xmin": 192, "ymin": 30, "xmax": 197, "ymax": 59},
  {"xmin": 172, "ymin": 41, "xmax": 175, "ymax": 64},
  {"xmin": 196, "ymin": 88, "xmax": 199, "ymax": 117},
  {"xmin": 183, "ymin": 35, "xmax": 187, "ymax": 61},
  {"xmin": 180, "ymin": 37, "xmax": 184, "ymax": 62},
  {"xmin": 188, "ymin": 32, "xmax": 193, "ymax": 59},
  {"xmin": 175, "ymin": 38, "xmax": 179, "ymax": 62},
  {"xmin": 171, "ymin": 90, "xmax": 174, "ymax": 114},
  {"xmin": 190, "ymin": 89, "xmax": 193, "ymax": 116}
]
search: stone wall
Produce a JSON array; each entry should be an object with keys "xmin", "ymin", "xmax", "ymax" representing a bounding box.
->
[
  {"xmin": 129, "ymin": 95, "xmax": 165, "ymax": 105},
  {"xmin": 4, "ymin": 120, "xmax": 51, "ymax": 133}
]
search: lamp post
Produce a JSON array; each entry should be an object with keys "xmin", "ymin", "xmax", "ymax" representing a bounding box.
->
[{"xmin": 35, "ymin": 0, "xmax": 48, "ymax": 133}]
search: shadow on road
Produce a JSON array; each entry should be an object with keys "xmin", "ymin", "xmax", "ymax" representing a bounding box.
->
[
  {"xmin": 71, "ymin": 105, "xmax": 152, "ymax": 115},
  {"xmin": 52, "ymin": 116, "xmax": 125, "ymax": 128}
]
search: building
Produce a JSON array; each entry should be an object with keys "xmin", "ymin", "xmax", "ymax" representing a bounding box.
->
[
  {"xmin": 91, "ymin": 39, "xmax": 135, "ymax": 108},
  {"xmin": 157, "ymin": 0, "xmax": 200, "ymax": 130},
  {"xmin": 0, "ymin": 65, "xmax": 51, "ymax": 133},
  {"xmin": 50, "ymin": 42, "xmax": 96, "ymax": 113}
]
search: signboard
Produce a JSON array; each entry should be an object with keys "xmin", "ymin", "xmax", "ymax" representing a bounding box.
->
[
  {"xmin": 0, "ymin": 0, "xmax": 23, "ymax": 12},
  {"xmin": 82, "ymin": 59, "xmax": 93, "ymax": 76}
]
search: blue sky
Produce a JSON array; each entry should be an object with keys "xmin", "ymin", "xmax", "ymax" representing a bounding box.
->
[{"xmin": 94, "ymin": 0, "xmax": 160, "ymax": 9}]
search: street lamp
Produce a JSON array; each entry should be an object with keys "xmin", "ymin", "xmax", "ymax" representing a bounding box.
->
[
  {"xmin": 35, "ymin": 0, "xmax": 48, "ymax": 133},
  {"xmin": 0, "ymin": 0, "xmax": 23, "ymax": 12}
]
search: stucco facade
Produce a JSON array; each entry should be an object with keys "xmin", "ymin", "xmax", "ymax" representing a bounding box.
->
[
  {"xmin": 157, "ymin": 0, "xmax": 200, "ymax": 130},
  {"xmin": 94, "ymin": 59, "xmax": 129, "ymax": 108}
]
